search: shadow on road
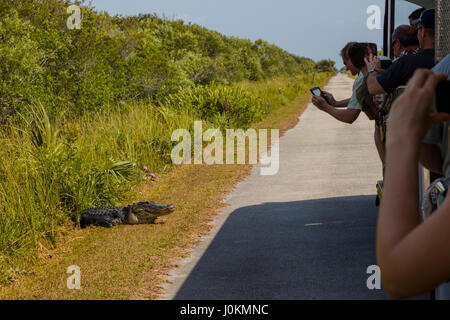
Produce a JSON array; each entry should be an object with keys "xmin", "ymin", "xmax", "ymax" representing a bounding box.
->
[{"xmin": 173, "ymin": 195, "xmax": 428, "ymax": 300}]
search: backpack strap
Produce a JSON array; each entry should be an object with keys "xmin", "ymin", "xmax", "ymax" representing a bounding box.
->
[
  {"xmin": 377, "ymin": 85, "xmax": 408, "ymax": 143},
  {"xmin": 356, "ymin": 74, "xmax": 380, "ymax": 121}
]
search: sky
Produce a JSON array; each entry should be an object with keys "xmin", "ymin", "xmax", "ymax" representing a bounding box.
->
[{"xmin": 87, "ymin": 0, "xmax": 421, "ymax": 69}]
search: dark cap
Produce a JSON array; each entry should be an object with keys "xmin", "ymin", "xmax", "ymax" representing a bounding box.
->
[{"xmin": 418, "ymin": 9, "xmax": 435, "ymax": 30}]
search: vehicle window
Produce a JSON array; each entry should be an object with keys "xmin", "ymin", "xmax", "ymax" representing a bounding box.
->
[{"xmin": 395, "ymin": 0, "xmax": 421, "ymax": 27}]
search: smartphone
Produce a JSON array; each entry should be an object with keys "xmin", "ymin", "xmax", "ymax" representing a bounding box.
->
[
  {"xmin": 310, "ymin": 87, "xmax": 322, "ymax": 97},
  {"xmin": 310, "ymin": 87, "xmax": 332, "ymax": 105},
  {"xmin": 436, "ymin": 80, "xmax": 450, "ymax": 114}
]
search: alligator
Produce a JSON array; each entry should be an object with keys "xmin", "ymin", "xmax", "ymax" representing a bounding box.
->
[{"xmin": 76, "ymin": 201, "xmax": 175, "ymax": 228}]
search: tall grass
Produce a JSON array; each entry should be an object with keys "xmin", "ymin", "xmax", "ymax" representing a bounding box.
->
[
  {"xmin": 241, "ymin": 73, "xmax": 332, "ymax": 113},
  {"xmin": 0, "ymin": 103, "xmax": 196, "ymax": 277},
  {"xmin": 160, "ymin": 83, "xmax": 265, "ymax": 129},
  {"xmin": 0, "ymin": 73, "xmax": 333, "ymax": 283}
]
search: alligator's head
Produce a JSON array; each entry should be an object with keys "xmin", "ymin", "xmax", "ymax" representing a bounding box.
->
[{"xmin": 124, "ymin": 201, "xmax": 175, "ymax": 225}]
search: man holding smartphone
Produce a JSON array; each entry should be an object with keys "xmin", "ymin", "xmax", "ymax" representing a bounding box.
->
[
  {"xmin": 313, "ymin": 43, "xmax": 389, "ymax": 187},
  {"xmin": 312, "ymin": 43, "xmax": 385, "ymax": 158},
  {"xmin": 311, "ymin": 42, "xmax": 366, "ymax": 124}
]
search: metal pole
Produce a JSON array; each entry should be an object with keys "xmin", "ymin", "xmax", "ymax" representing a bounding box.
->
[
  {"xmin": 419, "ymin": 165, "xmax": 430, "ymax": 204},
  {"xmin": 389, "ymin": 0, "xmax": 395, "ymax": 59},
  {"xmin": 384, "ymin": 0, "xmax": 396, "ymax": 59},
  {"xmin": 383, "ymin": 0, "xmax": 389, "ymax": 56}
]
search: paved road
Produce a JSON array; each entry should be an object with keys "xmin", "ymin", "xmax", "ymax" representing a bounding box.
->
[{"xmin": 161, "ymin": 74, "xmax": 426, "ymax": 300}]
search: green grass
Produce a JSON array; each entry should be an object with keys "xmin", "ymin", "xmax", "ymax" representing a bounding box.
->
[
  {"xmin": 0, "ymin": 72, "xmax": 333, "ymax": 286},
  {"xmin": 0, "ymin": 74, "xmax": 333, "ymax": 299}
]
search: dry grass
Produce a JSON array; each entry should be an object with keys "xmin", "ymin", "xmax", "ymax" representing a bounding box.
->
[{"xmin": 0, "ymin": 82, "xmax": 327, "ymax": 300}]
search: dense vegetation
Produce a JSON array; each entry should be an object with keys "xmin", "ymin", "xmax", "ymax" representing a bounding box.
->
[
  {"xmin": 0, "ymin": 0, "xmax": 336, "ymax": 118},
  {"xmin": 0, "ymin": 0, "xmax": 334, "ymax": 282}
]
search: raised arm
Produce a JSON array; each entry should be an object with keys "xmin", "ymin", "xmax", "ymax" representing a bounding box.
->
[
  {"xmin": 322, "ymin": 91, "xmax": 350, "ymax": 108},
  {"xmin": 333, "ymin": 98, "xmax": 351, "ymax": 108},
  {"xmin": 312, "ymin": 96, "xmax": 360, "ymax": 124},
  {"xmin": 365, "ymin": 54, "xmax": 386, "ymax": 95},
  {"xmin": 367, "ymin": 72, "xmax": 386, "ymax": 95}
]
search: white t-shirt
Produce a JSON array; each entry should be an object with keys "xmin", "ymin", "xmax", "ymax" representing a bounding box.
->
[{"xmin": 434, "ymin": 54, "xmax": 450, "ymax": 79}]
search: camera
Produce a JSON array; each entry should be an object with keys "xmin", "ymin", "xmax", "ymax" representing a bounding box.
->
[{"xmin": 436, "ymin": 80, "xmax": 450, "ymax": 114}]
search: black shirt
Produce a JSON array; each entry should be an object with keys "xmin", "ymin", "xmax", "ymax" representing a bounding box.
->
[{"xmin": 376, "ymin": 49, "xmax": 435, "ymax": 94}]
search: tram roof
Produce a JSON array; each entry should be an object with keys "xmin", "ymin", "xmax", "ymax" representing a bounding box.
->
[{"xmin": 405, "ymin": 0, "xmax": 435, "ymax": 9}]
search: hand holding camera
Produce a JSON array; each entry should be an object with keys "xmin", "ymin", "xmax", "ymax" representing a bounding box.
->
[{"xmin": 388, "ymin": 70, "xmax": 450, "ymax": 147}]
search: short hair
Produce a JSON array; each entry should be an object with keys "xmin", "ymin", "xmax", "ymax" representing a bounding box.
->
[
  {"xmin": 409, "ymin": 7, "xmax": 426, "ymax": 21},
  {"xmin": 423, "ymin": 27, "xmax": 435, "ymax": 40},
  {"xmin": 364, "ymin": 43, "xmax": 378, "ymax": 55},
  {"xmin": 392, "ymin": 25, "xmax": 420, "ymax": 47},
  {"xmin": 348, "ymin": 43, "xmax": 368, "ymax": 69},
  {"xmin": 340, "ymin": 42, "xmax": 356, "ymax": 61}
]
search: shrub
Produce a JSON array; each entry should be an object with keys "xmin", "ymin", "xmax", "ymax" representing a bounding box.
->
[
  {"xmin": 0, "ymin": 0, "xmax": 334, "ymax": 119},
  {"xmin": 161, "ymin": 84, "xmax": 264, "ymax": 128},
  {"xmin": 0, "ymin": 0, "xmax": 336, "ymax": 279}
]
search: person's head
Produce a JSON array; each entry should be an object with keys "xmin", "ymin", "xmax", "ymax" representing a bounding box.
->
[
  {"xmin": 392, "ymin": 25, "xmax": 420, "ymax": 57},
  {"xmin": 341, "ymin": 42, "xmax": 359, "ymax": 75},
  {"xmin": 348, "ymin": 43, "xmax": 369, "ymax": 71},
  {"xmin": 364, "ymin": 43, "xmax": 378, "ymax": 56},
  {"xmin": 416, "ymin": 9, "xmax": 435, "ymax": 49},
  {"xmin": 409, "ymin": 7, "xmax": 426, "ymax": 27}
]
